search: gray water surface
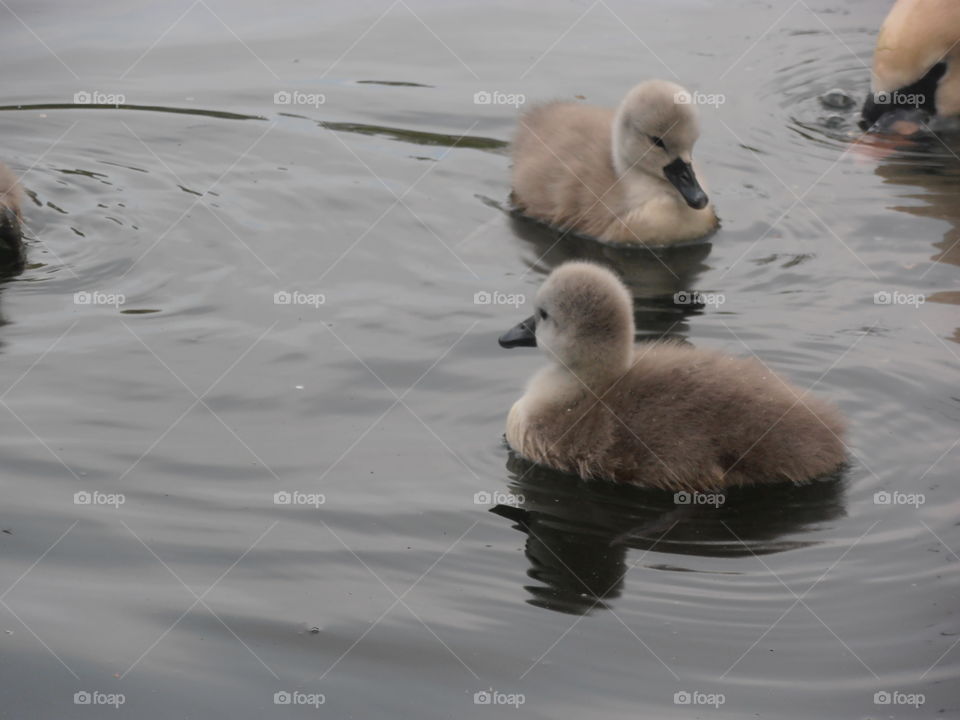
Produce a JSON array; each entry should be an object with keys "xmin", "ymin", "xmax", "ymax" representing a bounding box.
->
[{"xmin": 1, "ymin": 1, "xmax": 958, "ymax": 718}]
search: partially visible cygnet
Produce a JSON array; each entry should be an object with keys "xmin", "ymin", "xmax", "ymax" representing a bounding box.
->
[
  {"xmin": 499, "ymin": 262, "xmax": 846, "ymax": 490},
  {"xmin": 0, "ymin": 162, "xmax": 25, "ymax": 268}
]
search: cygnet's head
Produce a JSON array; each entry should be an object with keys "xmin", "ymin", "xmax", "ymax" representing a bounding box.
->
[
  {"xmin": 499, "ymin": 262, "xmax": 635, "ymax": 376},
  {"xmin": 611, "ymin": 80, "xmax": 709, "ymax": 210}
]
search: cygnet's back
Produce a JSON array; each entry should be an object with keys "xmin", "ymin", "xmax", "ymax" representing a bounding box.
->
[
  {"xmin": 519, "ymin": 341, "xmax": 846, "ymax": 490},
  {"xmin": 512, "ymin": 102, "xmax": 624, "ymax": 240}
]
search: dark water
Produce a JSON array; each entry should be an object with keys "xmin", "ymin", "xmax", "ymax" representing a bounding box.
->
[{"xmin": 1, "ymin": 1, "xmax": 958, "ymax": 717}]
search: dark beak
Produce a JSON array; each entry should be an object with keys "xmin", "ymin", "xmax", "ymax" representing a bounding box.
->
[
  {"xmin": 499, "ymin": 315, "xmax": 537, "ymax": 348},
  {"xmin": 663, "ymin": 157, "xmax": 709, "ymax": 210}
]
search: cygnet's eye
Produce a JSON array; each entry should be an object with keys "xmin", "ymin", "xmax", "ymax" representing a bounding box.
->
[
  {"xmin": 537, "ymin": 308, "xmax": 548, "ymax": 321},
  {"xmin": 650, "ymin": 135, "xmax": 667, "ymax": 150}
]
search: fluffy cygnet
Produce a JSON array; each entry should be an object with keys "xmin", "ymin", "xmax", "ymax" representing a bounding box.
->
[
  {"xmin": 499, "ymin": 262, "xmax": 847, "ymax": 490},
  {"xmin": 511, "ymin": 80, "xmax": 718, "ymax": 246}
]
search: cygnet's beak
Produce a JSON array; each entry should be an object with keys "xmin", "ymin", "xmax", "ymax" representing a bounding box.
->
[
  {"xmin": 499, "ymin": 314, "xmax": 537, "ymax": 348},
  {"xmin": 663, "ymin": 157, "xmax": 709, "ymax": 210}
]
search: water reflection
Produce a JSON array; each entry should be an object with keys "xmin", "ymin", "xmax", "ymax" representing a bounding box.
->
[
  {"xmin": 508, "ymin": 211, "xmax": 715, "ymax": 335},
  {"xmin": 492, "ymin": 453, "xmax": 846, "ymax": 616},
  {"xmin": 871, "ymin": 140, "xmax": 960, "ymax": 269},
  {"xmin": 319, "ymin": 120, "xmax": 509, "ymax": 152},
  {"xmin": 0, "ymin": 103, "xmax": 264, "ymax": 122},
  {"xmin": 795, "ymin": 103, "xmax": 960, "ymax": 343},
  {"xmin": 869, "ymin": 135, "xmax": 960, "ymax": 342},
  {"xmin": 0, "ymin": 247, "xmax": 24, "ymax": 279}
]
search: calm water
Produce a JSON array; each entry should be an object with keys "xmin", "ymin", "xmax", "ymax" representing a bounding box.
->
[{"xmin": 1, "ymin": 1, "xmax": 958, "ymax": 717}]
